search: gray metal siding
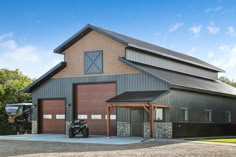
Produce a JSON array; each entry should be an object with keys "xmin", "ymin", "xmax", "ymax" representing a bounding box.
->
[
  {"xmin": 154, "ymin": 89, "xmax": 236, "ymax": 124},
  {"xmin": 126, "ymin": 49, "xmax": 218, "ymax": 80},
  {"xmin": 32, "ymin": 73, "xmax": 170, "ymax": 121}
]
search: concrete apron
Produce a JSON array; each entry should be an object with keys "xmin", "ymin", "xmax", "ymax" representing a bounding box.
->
[{"xmin": 0, "ymin": 134, "xmax": 145, "ymax": 145}]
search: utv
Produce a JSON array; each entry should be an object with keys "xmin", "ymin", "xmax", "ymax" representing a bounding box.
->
[{"xmin": 68, "ymin": 119, "xmax": 89, "ymax": 138}]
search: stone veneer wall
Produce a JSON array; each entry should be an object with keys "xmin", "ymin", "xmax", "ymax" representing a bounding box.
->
[
  {"xmin": 117, "ymin": 122, "xmax": 130, "ymax": 136},
  {"xmin": 32, "ymin": 120, "xmax": 37, "ymax": 134},
  {"xmin": 143, "ymin": 122, "xmax": 150, "ymax": 138},
  {"xmin": 144, "ymin": 122, "xmax": 173, "ymax": 138},
  {"xmin": 65, "ymin": 121, "xmax": 71, "ymax": 136}
]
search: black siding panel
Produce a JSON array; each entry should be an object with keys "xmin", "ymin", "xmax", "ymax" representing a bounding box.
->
[
  {"xmin": 173, "ymin": 123, "xmax": 236, "ymax": 137},
  {"xmin": 155, "ymin": 89, "xmax": 236, "ymax": 124}
]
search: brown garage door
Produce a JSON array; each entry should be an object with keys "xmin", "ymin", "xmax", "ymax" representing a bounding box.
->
[
  {"xmin": 39, "ymin": 99, "xmax": 65, "ymax": 134},
  {"xmin": 74, "ymin": 83, "xmax": 116, "ymax": 135}
]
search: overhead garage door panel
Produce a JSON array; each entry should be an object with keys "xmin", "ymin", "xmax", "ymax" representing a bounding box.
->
[
  {"xmin": 40, "ymin": 99, "xmax": 65, "ymax": 134},
  {"xmin": 75, "ymin": 83, "xmax": 116, "ymax": 135}
]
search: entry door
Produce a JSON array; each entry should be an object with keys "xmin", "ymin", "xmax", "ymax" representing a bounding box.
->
[{"xmin": 131, "ymin": 109, "xmax": 144, "ymax": 137}]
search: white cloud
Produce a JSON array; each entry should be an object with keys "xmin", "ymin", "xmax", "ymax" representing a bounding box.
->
[
  {"xmin": 205, "ymin": 6, "xmax": 222, "ymax": 13},
  {"xmin": 218, "ymin": 45, "xmax": 227, "ymax": 51},
  {"xmin": 0, "ymin": 40, "xmax": 17, "ymax": 49},
  {"xmin": 208, "ymin": 44, "xmax": 236, "ymax": 79},
  {"xmin": 214, "ymin": 6, "xmax": 222, "ymax": 12},
  {"xmin": 207, "ymin": 51, "xmax": 215, "ymax": 58},
  {"xmin": 207, "ymin": 26, "xmax": 220, "ymax": 34},
  {"xmin": 0, "ymin": 32, "xmax": 14, "ymax": 41},
  {"xmin": 186, "ymin": 48, "xmax": 196, "ymax": 56},
  {"xmin": 228, "ymin": 26, "xmax": 234, "ymax": 33},
  {"xmin": 205, "ymin": 8, "xmax": 212, "ymax": 13},
  {"xmin": 169, "ymin": 22, "xmax": 184, "ymax": 32},
  {"xmin": 226, "ymin": 26, "xmax": 236, "ymax": 36},
  {"xmin": 189, "ymin": 25, "xmax": 202, "ymax": 37},
  {"xmin": 0, "ymin": 33, "xmax": 63, "ymax": 78}
]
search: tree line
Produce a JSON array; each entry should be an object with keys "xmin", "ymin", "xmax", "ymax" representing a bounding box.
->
[
  {"xmin": 0, "ymin": 69, "xmax": 32, "ymax": 135},
  {"xmin": 219, "ymin": 76, "xmax": 236, "ymax": 88}
]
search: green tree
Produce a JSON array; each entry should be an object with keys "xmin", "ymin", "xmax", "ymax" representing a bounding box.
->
[
  {"xmin": 0, "ymin": 69, "xmax": 32, "ymax": 135},
  {"xmin": 219, "ymin": 76, "xmax": 236, "ymax": 88}
]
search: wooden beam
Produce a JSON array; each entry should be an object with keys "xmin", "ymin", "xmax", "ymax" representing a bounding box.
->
[
  {"xmin": 107, "ymin": 106, "xmax": 111, "ymax": 137},
  {"xmin": 108, "ymin": 104, "xmax": 149, "ymax": 107},
  {"xmin": 152, "ymin": 104, "xmax": 169, "ymax": 108},
  {"xmin": 150, "ymin": 105, "xmax": 154, "ymax": 138},
  {"xmin": 143, "ymin": 106, "xmax": 150, "ymax": 113}
]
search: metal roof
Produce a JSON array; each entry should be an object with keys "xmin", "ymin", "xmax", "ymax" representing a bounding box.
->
[
  {"xmin": 122, "ymin": 59, "xmax": 236, "ymax": 97},
  {"xmin": 23, "ymin": 62, "xmax": 66, "ymax": 93},
  {"xmin": 54, "ymin": 24, "xmax": 223, "ymax": 72},
  {"xmin": 106, "ymin": 90, "xmax": 168, "ymax": 103}
]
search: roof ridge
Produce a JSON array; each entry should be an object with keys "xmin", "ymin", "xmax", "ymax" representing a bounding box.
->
[
  {"xmin": 87, "ymin": 25, "xmax": 224, "ymax": 72},
  {"xmin": 54, "ymin": 24, "xmax": 224, "ymax": 72}
]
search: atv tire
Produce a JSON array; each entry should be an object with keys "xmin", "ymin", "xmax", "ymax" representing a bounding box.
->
[
  {"xmin": 69, "ymin": 128, "xmax": 74, "ymax": 138},
  {"xmin": 82, "ymin": 127, "xmax": 89, "ymax": 138}
]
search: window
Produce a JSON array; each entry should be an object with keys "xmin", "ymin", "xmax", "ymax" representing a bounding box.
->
[
  {"xmin": 84, "ymin": 50, "xmax": 103, "ymax": 74},
  {"xmin": 205, "ymin": 109, "xmax": 212, "ymax": 122},
  {"xmin": 180, "ymin": 108, "xmax": 188, "ymax": 121},
  {"xmin": 155, "ymin": 108, "xmax": 164, "ymax": 121},
  {"xmin": 225, "ymin": 111, "xmax": 231, "ymax": 123}
]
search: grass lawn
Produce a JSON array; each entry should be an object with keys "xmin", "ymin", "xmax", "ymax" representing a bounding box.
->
[{"xmin": 200, "ymin": 138, "xmax": 236, "ymax": 144}]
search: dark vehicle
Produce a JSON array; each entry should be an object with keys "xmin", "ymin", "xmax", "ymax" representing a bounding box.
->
[
  {"xmin": 68, "ymin": 119, "xmax": 89, "ymax": 138},
  {"xmin": 5, "ymin": 103, "xmax": 32, "ymax": 133}
]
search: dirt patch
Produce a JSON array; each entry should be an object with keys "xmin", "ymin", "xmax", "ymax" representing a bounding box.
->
[
  {"xmin": 0, "ymin": 140, "xmax": 176, "ymax": 157},
  {"xmin": 0, "ymin": 140, "xmax": 236, "ymax": 157}
]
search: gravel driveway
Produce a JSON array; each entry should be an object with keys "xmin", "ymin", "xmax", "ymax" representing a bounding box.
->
[{"xmin": 1, "ymin": 139, "xmax": 235, "ymax": 157}]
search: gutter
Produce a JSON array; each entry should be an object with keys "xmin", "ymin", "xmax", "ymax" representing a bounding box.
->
[{"xmin": 171, "ymin": 84, "xmax": 236, "ymax": 98}]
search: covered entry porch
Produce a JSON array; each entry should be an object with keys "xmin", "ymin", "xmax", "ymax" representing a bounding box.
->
[{"xmin": 106, "ymin": 91, "xmax": 169, "ymax": 138}]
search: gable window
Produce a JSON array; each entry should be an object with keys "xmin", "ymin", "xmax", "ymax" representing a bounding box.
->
[
  {"xmin": 205, "ymin": 109, "xmax": 212, "ymax": 122},
  {"xmin": 225, "ymin": 111, "xmax": 231, "ymax": 123},
  {"xmin": 155, "ymin": 108, "xmax": 164, "ymax": 121},
  {"xmin": 84, "ymin": 50, "xmax": 103, "ymax": 74},
  {"xmin": 180, "ymin": 108, "xmax": 188, "ymax": 121}
]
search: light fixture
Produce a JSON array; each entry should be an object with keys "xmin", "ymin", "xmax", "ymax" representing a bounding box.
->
[{"xmin": 66, "ymin": 104, "xmax": 71, "ymax": 108}]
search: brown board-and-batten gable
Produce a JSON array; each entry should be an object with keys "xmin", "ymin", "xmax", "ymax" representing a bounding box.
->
[{"xmin": 52, "ymin": 29, "xmax": 139, "ymax": 78}]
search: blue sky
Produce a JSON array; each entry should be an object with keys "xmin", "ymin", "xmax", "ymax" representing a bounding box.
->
[{"xmin": 0, "ymin": 0, "xmax": 236, "ymax": 80}]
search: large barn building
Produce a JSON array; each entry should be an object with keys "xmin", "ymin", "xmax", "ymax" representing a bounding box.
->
[{"xmin": 24, "ymin": 24, "xmax": 236, "ymax": 138}]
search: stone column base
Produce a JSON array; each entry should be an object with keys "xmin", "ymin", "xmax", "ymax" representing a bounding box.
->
[
  {"xmin": 65, "ymin": 121, "xmax": 72, "ymax": 136},
  {"xmin": 117, "ymin": 121, "xmax": 130, "ymax": 136},
  {"xmin": 143, "ymin": 122, "xmax": 173, "ymax": 138},
  {"xmin": 32, "ymin": 120, "xmax": 38, "ymax": 134}
]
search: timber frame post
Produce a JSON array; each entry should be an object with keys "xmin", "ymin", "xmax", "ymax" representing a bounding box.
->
[
  {"xmin": 150, "ymin": 104, "xmax": 154, "ymax": 138},
  {"xmin": 107, "ymin": 104, "xmax": 115, "ymax": 137},
  {"xmin": 106, "ymin": 105, "xmax": 111, "ymax": 137}
]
